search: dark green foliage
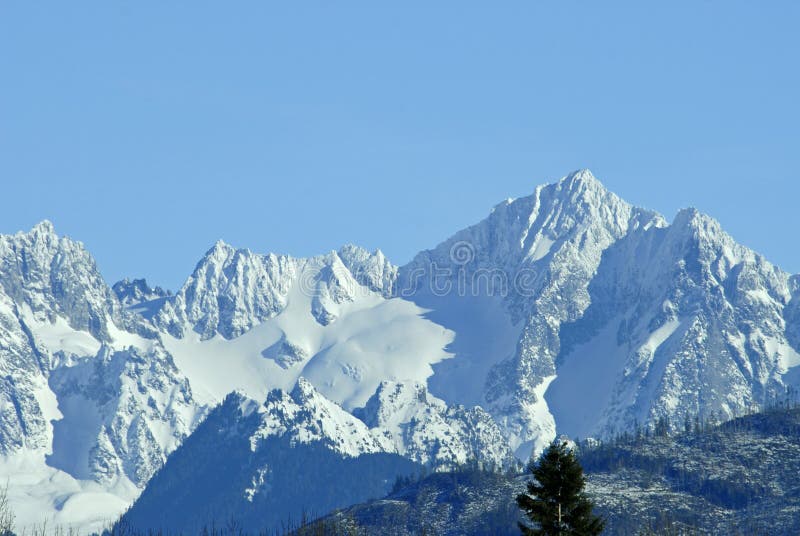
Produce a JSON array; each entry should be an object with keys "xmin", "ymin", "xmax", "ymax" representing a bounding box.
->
[
  {"xmin": 517, "ymin": 442, "xmax": 603, "ymax": 536},
  {"xmin": 579, "ymin": 406, "xmax": 800, "ymax": 534},
  {"xmin": 319, "ymin": 467, "xmax": 521, "ymax": 535},
  {"xmin": 108, "ymin": 514, "xmax": 366, "ymax": 535},
  {"xmin": 580, "ymin": 406, "xmax": 800, "ymax": 513}
]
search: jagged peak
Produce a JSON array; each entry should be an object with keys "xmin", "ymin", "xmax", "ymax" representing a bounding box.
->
[
  {"xmin": 374, "ymin": 379, "xmax": 428, "ymax": 400},
  {"xmin": 191, "ymin": 239, "xmax": 250, "ymax": 273},
  {"xmin": 220, "ymin": 390, "xmax": 262, "ymax": 417},
  {"xmin": 10, "ymin": 219, "xmax": 63, "ymax": 247},
  {"xmin": 30, "ymin": 219, "xmax": 57, "ymax": 237},
  {"xmin": 674, "ymin": 206, "xmax": 701, "ymax": 222},
  {"xmin": 290, "ymin": 376, "xmax": 320, "ymax": 402},
  {"xmin": 112, "ymin": 277, "xmax": 170, "ymax": 301},
  {"xmin": 337, "ymin": 243, "xmax": 391, "ymax": 264},
  {"xmin": 550, "ymin": 168, "xmax": 607, "ymax": 197},
  {"xmin": 112, "ymin": 277, "xmax": 148, "ymax": 290},
  {"xmin": 672, "ymin": 207, "xmax": 725, "ymax": 238},
  {"xmin": 551, "ymin": 168, "xmax": 617, "ymax": 204},
  {"xmin": 355, "ymin": 380, "xmax": 441, "ymax": 429},
  {"xmin": 338, "ymin": 243, "xmax": 370, "ymax": 257},
  {"xmin": 561, "ymin": 168, "xmax": 601, "ymax": 188},
  {"xmin": 490, "ymin": 169, "xmax": 610, "ymax": 217},
  {"xmin": 206, "ymin": 239, "xmax": 236, "ymax": 258}
]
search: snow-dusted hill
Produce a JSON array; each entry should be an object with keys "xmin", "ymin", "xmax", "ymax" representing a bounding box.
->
[{"xmin": 1, "ymin": 169, "xmax": 799, "ymax": 533}]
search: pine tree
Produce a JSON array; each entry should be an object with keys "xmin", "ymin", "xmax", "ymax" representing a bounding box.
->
[{"xmin": 516, "ymin": 441, "xmax": 604, "ymax": 536}]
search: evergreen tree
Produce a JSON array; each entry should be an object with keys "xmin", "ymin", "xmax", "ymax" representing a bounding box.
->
[{"xmin": 516, "ymin": 441, "xmax": 604, "ymax": 535}]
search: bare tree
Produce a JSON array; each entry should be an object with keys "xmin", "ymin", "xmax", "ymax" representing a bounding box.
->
[{"xmin": 0, "ymin": 481, "xmax": 15, "ymax": 536}]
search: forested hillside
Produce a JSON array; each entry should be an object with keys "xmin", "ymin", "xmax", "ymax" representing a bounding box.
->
[{"xmin": 314, "ymin": 405, "xmax": 800, "ymax": 535}]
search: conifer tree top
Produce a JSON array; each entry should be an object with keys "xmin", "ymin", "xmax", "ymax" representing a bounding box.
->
[{"xmin": 517, "ymin": 441, "xmax": 604, "ymax": 535}]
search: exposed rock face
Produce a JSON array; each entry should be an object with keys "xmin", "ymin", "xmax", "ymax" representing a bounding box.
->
[
  {"xmin": 547, "ymin": 207, "xmax": 800, "ymax": 439},
  {"xmin": 245, "ymin": 378, "xmax": 512, "ymax": 470},
  {"xmin": 2, "ymin": 170, "xmax": 800, "ymax": 532},
  {"xmin": 397, "ymin": 171, "xmax": 800, "ymax": 458},
  {"xmin": 112, "ymin": 278, "xmax": 170, "ymax": 308},
  {"xmin": 260, "ymin": 333, "xmax": 308, "ymax": 369},
  {"xmin": 398, "ymin": 170, "xmax": 666, "ymax": 456},
  {"xmin": 0, "ymin": 222, "xmax": 206, "ymax": 530},
  {"xmin": 47, "ymin": 344, "xmax": 203, "ymax": 486},
  {"xmin": 355, "ymin": 380, "xmax": 515, "ymax": 469},
  {"xmin": 153, "ymin": 243, "xmax": 395, "ymax": 339},
  {"xmin": 0, "ymin": 220, "xmax": 123, "ymax": 343},
  {"xmin": 249, "ymin": 378, "xmax": 393, "ymax": 457}
]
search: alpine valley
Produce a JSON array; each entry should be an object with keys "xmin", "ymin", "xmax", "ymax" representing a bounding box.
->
[{"xmin": 1, "ymin": 170, "xmax": 799, "ymax": 533}]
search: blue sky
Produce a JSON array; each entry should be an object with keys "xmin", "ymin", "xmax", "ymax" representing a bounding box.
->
[{"xmin": 1, "ymin": 2, "xmax": 798, "ymax": 289}]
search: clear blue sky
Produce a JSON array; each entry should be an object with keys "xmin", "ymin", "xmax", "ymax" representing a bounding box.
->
[{"xmin": 1, "ymin": 2, "xmax": 798, "ymax": 290}]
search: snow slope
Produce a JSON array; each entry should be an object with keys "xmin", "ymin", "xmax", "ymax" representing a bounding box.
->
[
  {"xmin": 2, "ymin": 170, "xmax": 800, "ymax": 533},
  {"xmin": 158, "ymin": 248, "xmax": 454, "ymax": 410},
  {"xmin": 398, "ymin": 170, "xmax": 667, "ymax": 457}
]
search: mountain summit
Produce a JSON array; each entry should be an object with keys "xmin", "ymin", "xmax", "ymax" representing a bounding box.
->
[{"xmin": 0, "ymin": 170, "xmax": 798, "ymax": 532}]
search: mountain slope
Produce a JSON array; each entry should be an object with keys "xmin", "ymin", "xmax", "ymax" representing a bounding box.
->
[
  {"xmin": 548, "ymin": 207, "xmax": 799, "ymax": 439},
  {"xmin": 0, "ymin": 222, "xmax": 206, "ymax": 531},
  {"xmin": 355, "ymin": 380, "xmax": 514, "ymax": 469},
  {"xmin": 319, "ymin": 405, "xmax": 800, "ymax": 535},
  {"xmin": 152, "ymin": 243, "xmax": 454, "ymax": 411},
  {"xmin": 397, "ymin": 170, "xmax": 800, "ymax": 458},
  {"xmin": 120, "ymin": 387, "xmax": 421, "ymax": 534},
  {"xmin": 397, "ymin": 170, "xmax": 667, "ymax": 457},
  {"xmin": 2, "ymin": 170, "xmax": 800, "ymax": 533},
  {"xmin": 120, "ymin": 376, "xmax": 519, "ymax": 534}
]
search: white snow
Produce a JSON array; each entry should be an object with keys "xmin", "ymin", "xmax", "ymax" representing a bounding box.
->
[
  {"xmin": 20, "ymin": 305, "xmax": 101, "ymax": 358},
  {"xmin": 0, "ymin": 451, "xmax": 138, "ymax": 535},
  {"xmin": 640, "ymin": 319, "xmax": 681, "ymax": 358},
  {"xmin": 529, "ymin": 236, "xmax": 555, "ymax": 262},
  {"xmin": 164, "ymin": 267, "xmax": 454, "ymax": 410},
  {"xmin": 106, "ymin": 321, "xmax": 155, "ymax": 353},
  {"xmin": 523, "ymin": 375, "xmax": 557, "ymax": 458},
  {"xmin": 4, "ymin": 172, "xmax": 800, "ymax": 535},
  {"xmin": 30, "ymin": 376, "xmax": 62, "ymax": 452},
  {"xmin": 416, "ymin": 294, "xmax": 522, "ymax": 408},
  {"xmin": 251, "ymin": 378, "xmax": 392, "ymax": 457},
  {"xmin": 547, "ymin": 318, "xmax": 681, "ymax": 440},
  {"xmin": 546, "ymin": 324, "xmax": 623, "ymax": 439},
  {"xmin": 764, "ymin": 336, "xmax": 800, "ymax": 371}
]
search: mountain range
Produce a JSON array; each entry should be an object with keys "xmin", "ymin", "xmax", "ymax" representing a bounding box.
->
[{"xmin": 0, "ymin": 170, "xmax": 798, "ymax": 532}]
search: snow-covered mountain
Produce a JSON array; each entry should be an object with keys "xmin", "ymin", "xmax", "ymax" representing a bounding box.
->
[
  {"xmin": 120, "ymin": 378, "xmax": 516, "ymax": 533},
  {"xmin": 547, "ymin": 207, "xmax": 800, "ymax": 440},
  {"xmin": 0, "ymin": 224, "xmax": 480, "ymax": 531},
  {"xmin": 120, "ymin": 388, "xmax": 421, "ymax": 534},
  {"xmin": 111, "ymin": 278, "xmax": 170, "ymax": 318},
  {"xmin": 152, "ymin": 241, "xmax": 395, "ymax": 340},
  {"xmin": 354, "ymin": 380, "xmax": 514, "ymax": 469},
  {"xmin": 1, "ymin": 169, "xmax": 800, "ymax": 533},
  {"xmin": 150, "ymin": 242, "xmax": 453, "ymax": 412},
  {"xmin": 396, "ymin": 170, "xmax": 800, "ymax": 458},
  {"xmin": 194, "ymin": 377, "xmax": 512, "ymax": 470},
  {"xmin": 397, "ymin": 170, "xmax": 666, "ymax": 456},
  {"xmin": 0, "ymin": 222, "xmax": 206, "ymax": 531}
]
